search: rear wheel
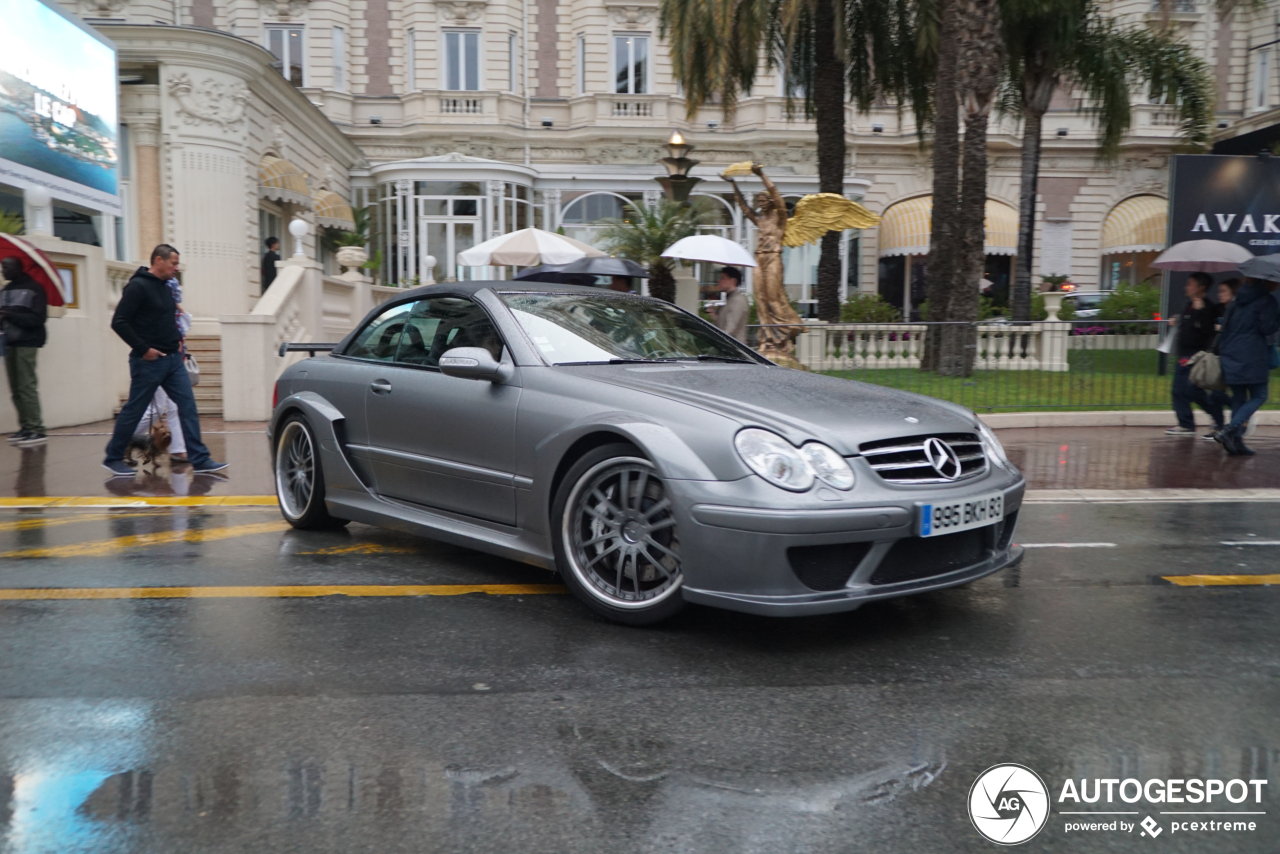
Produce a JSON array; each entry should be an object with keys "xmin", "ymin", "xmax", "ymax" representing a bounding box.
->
[
  {"xmin": 275, "ymin": 415, "xmax": 348, "ymax": 530},
  {"xmin": 552, "ymin": 444, "xmax": 685, "ymax": 625}
]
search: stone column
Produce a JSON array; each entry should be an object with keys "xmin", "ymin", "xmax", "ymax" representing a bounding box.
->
[{"xmin": 131, "ymin": 117, "xmax": 163, "ymax": 260}]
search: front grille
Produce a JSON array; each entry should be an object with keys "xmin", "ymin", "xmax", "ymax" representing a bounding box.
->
[
  {"xmin": 788, "ymin": 542, "xmax": 873, "ymax": 591},
  {"xmin": 870, "ymin": 527, "xmax": 991, "ymax": 586},
  {"xmin": 859, "ymin": 433, "xmax": 987, "ymax": 484}
]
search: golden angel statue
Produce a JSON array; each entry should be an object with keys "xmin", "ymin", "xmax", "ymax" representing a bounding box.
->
[{"xmin": 722, "ymin": 161, "xmax": 880, "ymax": 368}]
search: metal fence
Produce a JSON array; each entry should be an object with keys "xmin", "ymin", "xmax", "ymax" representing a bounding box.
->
[{"xmin": 746, "ymin": 319, "xmax": 1279, "ymax": 412}]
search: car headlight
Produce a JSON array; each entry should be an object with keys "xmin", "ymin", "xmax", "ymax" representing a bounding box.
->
[
  {"xmin": 799, "ymin": 442, "xmax": 855, "ymax": 490},
  {"xmin": 975, "ymin": 418, "xmax": 1011, "ymax": 468},
  {"xmin": 735, "ymin": 429, "xmax": 814, "ymax": 491},
  {"xmin": 734, "ymin": 429, "xmax": 855, "ymax": 492}
]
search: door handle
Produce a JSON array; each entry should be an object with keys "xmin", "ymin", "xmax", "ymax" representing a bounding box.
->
[{"xmin": 370, "ymin": 379, "xmax": 392, "ymax": 395}]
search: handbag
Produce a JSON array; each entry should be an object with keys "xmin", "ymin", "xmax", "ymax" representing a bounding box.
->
[
  {"xmin": 183, "ymin": 351, "xmax": 200, "ymax": 386},
  {"xmin": 1187, "ymin": 350, "xmax": 1226, "ymax": 391}
]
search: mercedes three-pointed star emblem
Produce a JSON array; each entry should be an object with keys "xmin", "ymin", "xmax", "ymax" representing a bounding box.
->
[{"xmin": 923, "ymin": 436, "xmax": 963, "ymax": 480}]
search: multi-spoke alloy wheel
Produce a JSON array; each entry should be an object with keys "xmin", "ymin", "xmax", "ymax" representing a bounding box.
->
[
  {"xmin": 274, "ymin": 416, "xmax": 347, "ymax": 530},
  {"xmin": 559, "ymin": 451, "xmax": 683, "ymax": 619},
  {"xmin": 277, "ymin": 421, "xmax": 315, "ymax": 519}
]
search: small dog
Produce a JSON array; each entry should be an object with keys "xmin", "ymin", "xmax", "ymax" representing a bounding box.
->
[{"xmin": 125, "ymin": 419, "xmax": 172, "ymax": 471}]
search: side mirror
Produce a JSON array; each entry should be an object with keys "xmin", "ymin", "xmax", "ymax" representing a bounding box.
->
[{"xmin": 438, "ymin": 347, "xmax": 513, "ymax": 382}]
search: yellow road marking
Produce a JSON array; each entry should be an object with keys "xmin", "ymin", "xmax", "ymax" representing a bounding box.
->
[
  {"xmin": 0, "ymin": 511, "xmax": 165, "ymax": 533},
  {"xmin": 0, "ymin": 496, "xmax": 277, "ymax": 508},
  {"xmin": 1163, "ymin": 574, "xmax": 1280, "ymax": 587},
  {"xmin": 0, "ymin": 521, "xmax": 287, "ymax": 559},
  {"xmin": 0, "ymin": 584, "xmax": 567, "ymax": 600},
  {"xmin": 298, "ymin": 543, "xmax": 420, "ymax": 556}
]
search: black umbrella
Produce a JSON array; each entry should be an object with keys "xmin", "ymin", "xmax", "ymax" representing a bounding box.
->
[
  {"xmin": 1238, "ymin": 254, "xmax": 1280, "ymax": 282},
  {"xmin": 513, "ymin": 257, "xmax": 649, "ymax": 284}
]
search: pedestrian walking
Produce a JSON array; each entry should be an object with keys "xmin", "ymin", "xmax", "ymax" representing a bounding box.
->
[
  {"xmin": 710, "ymin": 266, "xmax": 749, "ymax": 343},
  {"xmin": 261, "ymin": 236, "xmax": 281, "ymax": 293},
  {"xmin": 1212, "ymin": 277, "xmax": 1280, "ymax": 456},
  {"xmin": 0, "ymin": 255, "xmax": 47, "ymax": 447},
  {"xmin": 102, "ymin": 245, "xmax": 227, "ymax": 476},
  {"xmin": 1166, "ymin": 272, "xmax": 1230, "ymax": 437}
]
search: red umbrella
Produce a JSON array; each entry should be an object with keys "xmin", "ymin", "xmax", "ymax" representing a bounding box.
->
[{"xmin": 0, "ymin": 234, "xmax": 65, "ymax": 307}]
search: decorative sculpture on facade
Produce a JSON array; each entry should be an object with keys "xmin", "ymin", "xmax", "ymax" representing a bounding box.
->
[
  {"xmin": 168, "ymin": 74, "xmax": 251, "ymax": 131},
  {"xmin": 722, "ymin": 161, "xmax": 880, "ymax": 368}
]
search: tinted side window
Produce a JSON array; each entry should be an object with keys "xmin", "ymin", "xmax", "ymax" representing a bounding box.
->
[
  {"xmin": 394, "ymin": 297, "xmax": 504, "ymax": 367},
  {"xmin": 344, "ymin": 302, "xmax": 414, "ymax": 361}
]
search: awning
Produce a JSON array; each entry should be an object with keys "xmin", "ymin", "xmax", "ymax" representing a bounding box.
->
[
  {"xmin": 1102, "ymin": 195, "xmax": 1167, "ymax": 254},
  {"xmin": 313, "ymin": 190, "xmax": 356, "ymax": 230},
  {"xmin": 258, "ymin": 155, "xmax": 311, "ymax": 207},
  {"xmin": 877, "ymin": 196, "xmax": 1019, "ymax": 257}
]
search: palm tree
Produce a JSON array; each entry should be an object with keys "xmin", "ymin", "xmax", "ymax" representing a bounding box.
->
[
  {"xmin": 1002, "ymin": 0, "xmax": 1213, "ymax": 321},
  {"xmin": 923, "ymin": 0, "xmax": 1005, "ymax": 375},
  {"xmin": 661, "ymin": 0, "xmax": 928, "ymax": 321},
  {"xmin": 595, "ymin": 200, "xmax": 705, "ymax": 303},
  {"xmin": 0, "ymin": 211, "xmax": 23, "ymax": 235}
]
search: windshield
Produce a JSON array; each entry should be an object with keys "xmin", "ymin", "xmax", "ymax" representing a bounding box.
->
[{"xmin": 500, "ymin": 293, "xmax": 759, "ymax": 366}]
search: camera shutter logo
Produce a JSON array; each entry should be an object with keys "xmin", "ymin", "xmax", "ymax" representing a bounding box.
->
[
  {"xmin": 968, "ymin": 764, "xmax": 1050, "ymax": 845},
  {"xmin": 923, "ymin": 437, "xmax": 963, "ymax": 480}
]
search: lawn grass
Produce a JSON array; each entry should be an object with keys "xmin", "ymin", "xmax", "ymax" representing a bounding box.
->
[{"xmin": 820, "ymin": 351, "xmax": 1280, "ymax": 412}]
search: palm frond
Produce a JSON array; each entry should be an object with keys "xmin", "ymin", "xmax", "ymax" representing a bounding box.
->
[
  {"xmin": 593, "ymin": 200, "xmax": 710, "ymax": 272},
  {"xmin": 0, "ymin": 211, "xmax": 24, "ymax": 235}
]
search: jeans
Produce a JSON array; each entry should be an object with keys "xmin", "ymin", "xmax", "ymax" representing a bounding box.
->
[
  {"xmin": 1226, "ymin": 382, "xmax": 1270, "ymax": 432},
  {"xmin": 4, "ymin": 346, "xmax": 43, "ymax": 432},
  {"xmin": 104, "ymin": 353, "xmax": 211, "ymax": 465},
  {"xmin": 1172, "ymin": 361, "xmax": 1229, "ymax": 430}
]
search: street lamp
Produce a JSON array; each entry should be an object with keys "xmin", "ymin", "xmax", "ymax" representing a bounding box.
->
[{"xmin": 656, "ymin": 130, "xmax": 702, "ymax": 204}]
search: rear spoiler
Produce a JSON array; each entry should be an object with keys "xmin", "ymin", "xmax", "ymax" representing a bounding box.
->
[{"xmin": 278, "ymin": 342, "xmax": 339, "ymax": 357}]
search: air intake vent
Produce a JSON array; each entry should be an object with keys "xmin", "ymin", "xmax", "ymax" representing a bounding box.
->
[{"xmin": 859, "ymin": 433, "xmax": 986, "ymax": 484}]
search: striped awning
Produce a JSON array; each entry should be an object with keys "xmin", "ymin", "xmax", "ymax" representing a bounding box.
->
[
  {"xmin": 313, "ymin": 190, "xmax": 356, "ymax": 230},
  {"xmin": 258, "ymin": 155, "xmax": 311, "ymax": 207},
  {"xmin": 877, "ymin": 196, "xmax": 1019, "ymax": 257},
  {"xmin": 1102, "ymin": 195, "xmax": 1167, "ymax": 254}
]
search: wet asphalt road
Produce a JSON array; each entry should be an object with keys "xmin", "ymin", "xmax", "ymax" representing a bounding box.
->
[{"xmin": 0, "ymin": 500, "xmax": 1278, "ymax": 853}]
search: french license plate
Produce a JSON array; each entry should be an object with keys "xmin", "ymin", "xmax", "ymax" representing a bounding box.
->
[{"xmin": 918, "ymin": 492, "xmax": 1004, "ymax": 537}]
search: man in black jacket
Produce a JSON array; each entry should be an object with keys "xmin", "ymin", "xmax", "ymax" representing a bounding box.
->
[
  {"xmin": 1, "ymin": 256, "xmax": 47, "ymax": 446},
  {"xmin": 1166, "ymin": 272, "xmax": 1230, "ymax": 436},
  {"xmin": 261, "ymin": 237, "xmax": 280, "ymax": 293},
  {"xmin": 102, "ymin": 244, "xmax": 227, "ymax": 476}
]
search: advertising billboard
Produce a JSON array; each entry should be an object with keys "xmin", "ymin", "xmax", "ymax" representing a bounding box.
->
[
  {"xmin": 1167, "ymin": 154, "xmax": 1280, "ymax": 315},
  {"xmin": 0, "ymin": 0, "xmax": 120, "ymax": 215}
]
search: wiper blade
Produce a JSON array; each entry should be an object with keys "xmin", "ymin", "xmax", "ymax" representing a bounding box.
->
[
  {"xmin": 554, "ymin": 358, "xmax": 677, "ymax": 366},
  {"xmin": 690, "ymin": 355, "xmax": 754, "ymax": 363}
]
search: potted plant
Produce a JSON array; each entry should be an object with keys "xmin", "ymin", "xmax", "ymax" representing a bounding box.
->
[
  {"xmin": 1039, "ymin": 275, "xmax": 1073, "ymax": 321},
  {"xmin": 329, "ymin": 207, "xmax": 371, "ymax": 273}
]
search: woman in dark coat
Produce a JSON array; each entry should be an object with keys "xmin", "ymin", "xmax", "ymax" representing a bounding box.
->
[{"xmin": 1214, "ymin": 278, "xmax": 1280, "ymax": 455}]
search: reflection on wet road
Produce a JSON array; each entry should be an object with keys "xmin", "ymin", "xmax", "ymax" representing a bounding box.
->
[{"xmin": 0, "ymin": 501, "xmax": 1277, "ymax": 853}]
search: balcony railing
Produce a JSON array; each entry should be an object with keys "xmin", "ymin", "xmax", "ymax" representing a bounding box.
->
[{"xmin": 441, "ymin": 97, "xmax": 483, "ymax": 114}]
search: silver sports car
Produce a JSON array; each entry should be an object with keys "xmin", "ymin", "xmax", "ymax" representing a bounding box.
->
[{"xmin": 269, "ymin": 282, "xmax": 1024, "ymax": 624}]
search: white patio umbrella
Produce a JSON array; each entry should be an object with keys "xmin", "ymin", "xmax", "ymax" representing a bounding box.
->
[
  {"xmin": 456, "ymin": 227, "xmax": 606, "ymax": 267},
  {"xmin": 1151, "ymin": 239, "xmax": 1254, "ymax": 273},
  {"xmin": 660, "ymin": 235, "xmax": 758, "ymax": 268}
]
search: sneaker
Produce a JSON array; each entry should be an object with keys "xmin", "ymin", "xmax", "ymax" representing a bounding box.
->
[
  {"xmin": 16, "ymin": 432, "xmax": 46, "ymax": 447},
  {"xmin": 7, "ymin": 430, "xmax": 31, "ymax": 445},
  {"xmin": 102, "ymin": 459, "xmax": 136, "ymax": 477},
  {"xmin": 1165, "ymin": 426, "xmax": 1196, "ymax": 435},
  {"xmin": 191, "ymin": 459, "xmax": 229, "ymax": 473},
  {"xmin": 1203, "ymin": 430, "xmax": 1220, "ymax": 440}
]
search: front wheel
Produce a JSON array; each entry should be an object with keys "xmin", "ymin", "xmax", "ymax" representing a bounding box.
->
[
  {"xmin": 275, "ymin": 415, "xmax": 348, "ymax": 530},
  {"xmin": 552, "ymin": 444, "xmax": 685, "ymax": 625}
]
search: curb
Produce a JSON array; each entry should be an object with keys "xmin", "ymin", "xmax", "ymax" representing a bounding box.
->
[{"xmin": 980, "ymin": 410, "xmax": 1280, "ymax": 429}]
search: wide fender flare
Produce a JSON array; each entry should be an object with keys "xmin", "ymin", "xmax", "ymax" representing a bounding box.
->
[
  {"xmin": 270, "ymin": 392, "xmax": 367, "ymax": 494},
  {"xmin": 534, "ymin": 412, "xmax": 719, "ymax": 501}
]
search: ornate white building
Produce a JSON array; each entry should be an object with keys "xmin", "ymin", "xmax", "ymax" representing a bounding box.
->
[{"xmin": 15, "ymin": 0, "xmax": 1279, "ymax": 321}]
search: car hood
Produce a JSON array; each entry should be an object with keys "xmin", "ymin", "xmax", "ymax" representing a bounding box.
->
[{"xmin": 561, "ymin": 363, "xmax": 980, "ymax": 455}]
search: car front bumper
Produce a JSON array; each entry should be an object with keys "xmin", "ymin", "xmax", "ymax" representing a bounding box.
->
[{"xmin": 667, "ymin": 467, "xmax": 1025, "ymax": 616}]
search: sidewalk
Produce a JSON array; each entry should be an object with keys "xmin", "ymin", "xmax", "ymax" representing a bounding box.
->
[{"xmin": 0, "ymin": 421, "xmax": 1277, "ymax": 498}]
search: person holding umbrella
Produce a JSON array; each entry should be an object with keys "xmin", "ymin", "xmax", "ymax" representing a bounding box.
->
[
  {"xmin": 1211, "ymin": 255, "xmax": 1280, "ymax": 455},
  {"xmin": 1, "ymin": 256, "xmax": 47, "ymax": 446}
]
